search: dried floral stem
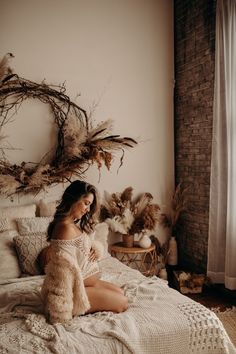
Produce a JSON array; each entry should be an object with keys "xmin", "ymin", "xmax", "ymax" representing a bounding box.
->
[{"xmin": 158, "ymin": 182, "xmax": 191, "ymax": 235}]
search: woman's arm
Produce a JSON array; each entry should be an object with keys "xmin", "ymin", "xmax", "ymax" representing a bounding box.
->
[
  {"xmin": 52, "ymin": 222, "xmax": 78, "ymax": 240},
  {"xmin": 90, "ymin": 240, "xmax": 104, "ymax": 260},
  {"xmin": 38, "ymin": 245, "xmax": 52, "ymax": 274}
]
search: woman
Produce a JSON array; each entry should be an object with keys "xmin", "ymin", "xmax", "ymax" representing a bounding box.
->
[{"xmin": 41, "ymin": 180, "xmax": 128, "ymax": 324}]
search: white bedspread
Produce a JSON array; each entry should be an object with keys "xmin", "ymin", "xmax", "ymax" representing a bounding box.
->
[{"xmin": 0, "ymin": 256, "xmax": 235, "ymax": 354}]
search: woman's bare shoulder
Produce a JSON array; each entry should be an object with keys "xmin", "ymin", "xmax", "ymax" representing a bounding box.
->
[{"xmin": 52, "ymin": 222, "xmax": 77, "ymax": 240}]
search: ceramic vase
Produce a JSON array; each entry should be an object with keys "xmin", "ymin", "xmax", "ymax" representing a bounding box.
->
[
  {"xmin": 167, "ymin": 236, "xmax": 178, "ymax": 266},
  {"xmin": 122, "ymin": 234, "xmax": 134, "ymax": 247},
  {"xmin": 159, "ymin": 268, "xmax": 168, "ymax": 280},
  {"xmin": 139, "ymin": 235, "xmax": 152, "ymax": 249}
]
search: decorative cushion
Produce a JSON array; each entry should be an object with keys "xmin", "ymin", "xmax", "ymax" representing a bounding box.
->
[
  {"xmin": 0, "ymin": 204, "xmax": 37, "ymax": 230},
  {"xmin": 93, "ymin": 222, "xmax": 109, "ymax": 258},
  {"xmin": 16, "ymin": 217, "xmax": 52, "ymax": 235},
  {"xmin": 39, "ymin": 199, "xmax": 57, "ymax": 217},
  {"xmin": 13, "ymin": 233, "xmax": 49, "ymax": 275},
  {"xmin": 0, "ymin": 218, "xmax": 12, "ymax": 232},
  {"xmin": 0, "ymin": 230, "xmax": 21, "ymax": 280}
]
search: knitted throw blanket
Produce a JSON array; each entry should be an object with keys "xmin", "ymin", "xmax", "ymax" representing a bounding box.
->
[{"xmin": 0, "ymin": 257, "xmax": 235, "ymax": 354}]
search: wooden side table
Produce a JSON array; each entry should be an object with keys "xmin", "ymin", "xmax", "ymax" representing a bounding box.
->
[{"xmin": 110, "ymin": 242, "xmax": 157, "ymax": 276}]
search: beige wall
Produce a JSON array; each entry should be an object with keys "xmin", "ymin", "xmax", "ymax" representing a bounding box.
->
[{"xmin": 0, "ymin": 0, "xmax": 174, "ymax": 229}]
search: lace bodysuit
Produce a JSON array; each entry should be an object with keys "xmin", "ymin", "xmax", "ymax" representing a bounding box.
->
[{"xmin": 50, "ymin": 232, "xmax": 100, "ymax": 280}]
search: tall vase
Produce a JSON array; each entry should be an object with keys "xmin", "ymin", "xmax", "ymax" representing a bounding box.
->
[
  {"xmin": 168, "ymin": 236, "xmax": 178, "ymax": 266},
  {"xmin": 122, "ymin": 234, "xmax": 134, "ymax": 247},
  {"xmin": 159, "ymin": 267, "xmax": 168, "ymax": 280}
]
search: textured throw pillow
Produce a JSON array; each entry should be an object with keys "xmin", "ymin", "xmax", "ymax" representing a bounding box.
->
[
  {"xmin": 38, "ymin": 199, "xmax": 57, "ymax": 217},
  {"xmin": 0, "ymin": 230, "xmax": 21, "ymax": 280},
  {"xmin": 93, "ymin": 222, "xmax": 109, "ymax": 258},
  {"xmin": 0, "ymin": 204, "xmax": 37, "ymax": 230},
  {"xmin": 0, "ymin": 218, "xmax": 12, "ymax": 232},
  {"xmin": 13, "ymin": 233, "xmax": 49, "ymax": 275},
  {"xmin": 16, "ymin": 217, "xmax": 52, "ymax": 235}
]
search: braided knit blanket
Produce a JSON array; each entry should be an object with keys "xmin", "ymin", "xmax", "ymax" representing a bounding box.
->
[{"xmin": 0, "ymin": 257, "xmax": 235, "ymax": 354}]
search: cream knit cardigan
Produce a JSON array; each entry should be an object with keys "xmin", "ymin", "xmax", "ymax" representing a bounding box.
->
[{"xmin": 41, "ymin": 240, "xmax": 104, "ymax": 324}]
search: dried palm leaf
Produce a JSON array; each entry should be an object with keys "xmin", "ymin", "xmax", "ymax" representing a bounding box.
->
[
  {"xmin": 92, "ymin": 137, "xmax": 137, "ymax": 150},
  {"xmin": 104, "ymin": 151, "xmax": 112, "ymax": 170},
  {"xmin": 87, "ymin": 119, "xmax": 113, "ymax": 140},
  {"xmin": 0, "ymin": 53, "xmax": 14, "ymax": 82},
  {"xmin": 120, "ymin": 186, "xmax": 133, "ymax": 202}
]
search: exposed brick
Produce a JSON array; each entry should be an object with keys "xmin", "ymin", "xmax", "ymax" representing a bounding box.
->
[{"xmin": 174, "ymin": 0, "xmax": 216, "ymax": 273}]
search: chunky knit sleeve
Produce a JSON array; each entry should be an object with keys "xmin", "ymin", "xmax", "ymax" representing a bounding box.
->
[{"xmin": 41, "ymin": 251, "xmax": 90, "ymax": 324}]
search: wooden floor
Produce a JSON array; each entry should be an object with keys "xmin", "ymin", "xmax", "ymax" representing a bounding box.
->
[
  {"xmin": 185, "ymin": 284, "xmax": 236, "ymax": 310},
  {"xmin": 167, "ymin": 267, "xmax": 236, "ymax": 310}
]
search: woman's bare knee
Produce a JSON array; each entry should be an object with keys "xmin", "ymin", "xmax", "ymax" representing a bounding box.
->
[
  {"xmin": 116, "ymin": 296, "xmax": 128, "ymax": 313},
  {"xmin": 85, "ymin": 287, "xmax": 128, "ymax": 314},
  {"xmin": 95, "ymin": 279, "xmax": 124, "ymax": 295}
]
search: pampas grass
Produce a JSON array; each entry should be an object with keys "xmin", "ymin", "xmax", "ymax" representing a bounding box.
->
[{"xmin": 158, "ymin": 183, "xmax": 191, "ymax": 234}]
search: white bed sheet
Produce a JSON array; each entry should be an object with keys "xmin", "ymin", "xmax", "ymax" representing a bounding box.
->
[{"xmin": 0, "ymin": 256, "xmax": 235, "ymax": 354}]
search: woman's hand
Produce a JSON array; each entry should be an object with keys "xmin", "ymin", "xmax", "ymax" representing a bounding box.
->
[{"xmin": 89, "ymin": 248, "xmax": 97, "ymax": 262}]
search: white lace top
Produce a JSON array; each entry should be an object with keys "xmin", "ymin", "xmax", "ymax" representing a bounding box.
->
[{"xmin": 50, "ymin": 232, "xmax": 100, "ymax": 280}]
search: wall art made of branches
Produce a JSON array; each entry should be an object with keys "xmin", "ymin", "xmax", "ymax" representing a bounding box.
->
[{"xmin": 0, "ymin": 53, "xmax": 137, "ymax": 197}]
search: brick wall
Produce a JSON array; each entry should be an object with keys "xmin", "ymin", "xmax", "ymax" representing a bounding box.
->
[{"xmin": 174, "ymin": 0, "xmax": 216, "ymax": 272}]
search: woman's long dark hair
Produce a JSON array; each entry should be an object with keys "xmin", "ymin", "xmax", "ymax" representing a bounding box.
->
[{"xmin": 47, "ymin": 180, "xmax": 98, "ymax": 241}]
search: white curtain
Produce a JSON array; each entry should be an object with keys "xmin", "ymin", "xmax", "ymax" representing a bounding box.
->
[{"xmin": 208, "ymin": 0, "xmax": 236, "ymax": 290}]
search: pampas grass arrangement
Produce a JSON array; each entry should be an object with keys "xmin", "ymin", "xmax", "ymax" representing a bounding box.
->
[{"xmin": 100, "ymin": 187, "xmax": 160, "ymax": 236}]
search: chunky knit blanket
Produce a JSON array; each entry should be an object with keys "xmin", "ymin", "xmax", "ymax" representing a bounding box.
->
[{"xmin": 0, "ymin": 256, "xmax": 235, "ymax": 354}]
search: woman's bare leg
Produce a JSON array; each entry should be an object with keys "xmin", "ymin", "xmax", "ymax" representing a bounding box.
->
[
  {"xmin": 85, "ymin": 286, "xmax": 128, "ymax": 314},
  {"xmin": 95, "ymin": 279, "xmax": 124, "ymax": 294},
  {"xmin": 84, "ymin": 276, "xmax": 124, "ymax": 295}
]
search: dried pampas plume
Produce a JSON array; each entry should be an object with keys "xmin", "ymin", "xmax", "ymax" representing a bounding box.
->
[
  {"xmin": 64, "ymin": 116, "xmax": 88, "ymax": 159},
  {"xmin": 158, "ymin": 182, "xmax": 191, "ymax": 235},
  {"xmin": 0, "ymin": 175, "xmax": 21, "ymax": 195},
  {"xmin": 133, "ymin": 192, "xmax": 153, "ymax": 216}
]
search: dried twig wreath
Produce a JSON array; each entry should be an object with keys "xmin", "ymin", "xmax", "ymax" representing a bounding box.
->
[{"xmin": 0, "ymin": 53, "xmax": 137, "ymax": 196}]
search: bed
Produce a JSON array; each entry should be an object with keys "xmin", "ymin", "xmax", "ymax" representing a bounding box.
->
[{"xmin": 0, "ymin": 202, "xmax": 235, "ymax": 354}]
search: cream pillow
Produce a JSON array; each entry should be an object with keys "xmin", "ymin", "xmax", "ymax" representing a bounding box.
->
[
  {"xmin": 0, "ymin": 204, "xmax": 37, "ymax": 230},
  {"xmin": 13, "ymin": 233, "xmax": 49, "ymax": 275},
  {"xmin": 0, "ymin": 218, "xmax": 12, "ymax": 232},
  {"xmin": 39, "ymin": 199, "xmax": 57, "ymax": 217},
  {"xmin": 0, "ymin": 230, "xmax": 21, "ymax": 280},
  {"xmin": 16, "ymin": 217, "xmax": 52, "ymax": 235},
  {"xmin": 93, "ymin": 222, "xmax": 109, "ymax": 258}
]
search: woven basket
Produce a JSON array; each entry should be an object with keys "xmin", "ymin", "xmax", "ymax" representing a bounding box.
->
[{"xmin": 122, "ymin": 234, "xmax": 134, "ymax": 247}]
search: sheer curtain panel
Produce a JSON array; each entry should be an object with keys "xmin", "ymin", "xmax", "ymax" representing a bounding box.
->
[{"xmin": 208, "ymin": 0, "xmax": 236, "ymax": 290}]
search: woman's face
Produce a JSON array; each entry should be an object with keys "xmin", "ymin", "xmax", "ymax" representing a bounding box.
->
[{"xmin": 72, "ymin": 193, "xmax": 94, "ymax": 220}]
